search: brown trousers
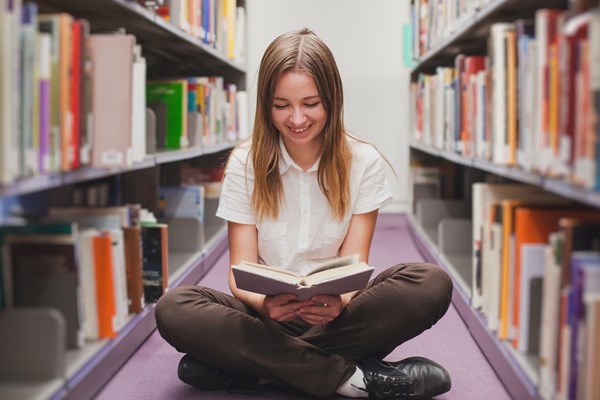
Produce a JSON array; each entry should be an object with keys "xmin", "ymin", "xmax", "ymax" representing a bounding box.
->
[{"xmin": 155, "ymin": 262, "xmax": 453, "ymax": 399}]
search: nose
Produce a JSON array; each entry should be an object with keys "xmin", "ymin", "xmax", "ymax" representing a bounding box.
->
[{"xmin": 290, "ymin": 107, "xmax": 306, "ymax": 126}]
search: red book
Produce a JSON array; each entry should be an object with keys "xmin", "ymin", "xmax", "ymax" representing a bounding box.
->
[
  {"xmin": 461, "ymin": 56, "xmax": 486, "ymax": 156},
  {"xmin": 70, "ymin": 20, "xmax": 83, "ymax": 169}
]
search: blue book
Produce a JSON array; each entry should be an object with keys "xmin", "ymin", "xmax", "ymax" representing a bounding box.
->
[{"xmin": 568, "ymin": 251, "xmax": 600, "ymax": 400}]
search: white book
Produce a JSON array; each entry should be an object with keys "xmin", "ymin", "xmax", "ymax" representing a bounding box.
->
[
  {"xmin": 20, "ymin": 3, "xmax": 37, "ymax": 178},
  {"xmin": 131, "ymin": 44, "xmax": 147, "ymax": 164},
  {"xmin": 519, "ymin": 39, "xmax": 538, "ymax": 172},
  {"xmin": 489, "ymin": 23, "xmax": 514, "ymax": 165},
  {"xmin": 538, "ymin": 235, "xmax": 563, "ymax": 400},
  {"xmin": 78, "ymin": 228, "xmax": 101, "ymax": 340},
  {"xmin": 0, "ymin": 0, "xmax": 22, "ymax": 184},
  {"xmin": 35, "ymin": 32, "xmax": 51, "ymax": 173},
  {"xmin": 108, "ymin": 228, "xmax": 128, "ymax": 332},
  {"xmin": 234, "ymin": 6, "xmax": 246, "ymax": 63},
  {"xmin": 485, "ymin": 222, "xmax": 503, "ymax": 331}
]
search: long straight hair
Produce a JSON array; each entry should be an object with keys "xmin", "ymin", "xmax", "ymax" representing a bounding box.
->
[{"xmin": 251, "ymin": 28, "xmax": 351, "ymax": 221}]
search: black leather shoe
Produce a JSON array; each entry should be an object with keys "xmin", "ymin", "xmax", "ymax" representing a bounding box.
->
[
  {"xmin": 358, "ymin": 357, "xmax": 451, "ymax": 399},
  {"xmin": 391, "ymin": 357, "xmax": 451, "ymax": 399},
  {"xmin": 357, "ymin": 358, "xmax": 415, "ymax": 399},
  {"xmin": 177, "ymin": 354, "xmax": 262, "ymax": 395}
]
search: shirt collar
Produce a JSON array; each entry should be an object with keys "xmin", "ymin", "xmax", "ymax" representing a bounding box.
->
[{"xmin": 278, "ymin": 138, "xmax": 320, "ymax": 174}]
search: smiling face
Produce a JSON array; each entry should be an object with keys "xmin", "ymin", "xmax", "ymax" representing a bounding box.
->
[{"xmin": 271, "ymin": 70, "xmax": 327, "ymax": 154}]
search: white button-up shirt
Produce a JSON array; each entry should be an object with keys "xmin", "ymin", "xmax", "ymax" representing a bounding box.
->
[{"xmin": 216, "ymin": 137, "xmax": 393, "ymax": 274}]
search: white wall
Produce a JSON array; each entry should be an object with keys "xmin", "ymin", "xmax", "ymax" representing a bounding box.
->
[{"xmin": 245, "ymin": 0, "xmax": 412, "ymax": 212}]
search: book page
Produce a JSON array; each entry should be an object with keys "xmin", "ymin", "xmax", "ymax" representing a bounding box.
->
[
  {"xmin": 304, "ymin": 254, "xmax": 360, "ymax": 277},
  {"xmin": 235, "ymin": 261, "xmax": 301, "ymax": 284},
  {"xmin": 301, "ymin": 262, "xmax": 373, "ymax": 287}
]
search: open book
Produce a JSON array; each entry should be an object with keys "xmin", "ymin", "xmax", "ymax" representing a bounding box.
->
[{"xmin": 232, "ymin": 254, "xmax": 374, "ymax": 300}]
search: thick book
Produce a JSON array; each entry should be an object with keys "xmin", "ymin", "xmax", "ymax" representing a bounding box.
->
[
  {"xmin": 87, "ymin": 33, "xmax": 135, "ymax": 168},
  {"xmin": 232, "ymin": 254, "xmax": 374, "ymax": 300}
]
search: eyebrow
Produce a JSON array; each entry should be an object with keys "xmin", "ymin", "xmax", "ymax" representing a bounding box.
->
[{"xmin": 273, "ymin": 95, "xmax": 321, "ymax": 101}]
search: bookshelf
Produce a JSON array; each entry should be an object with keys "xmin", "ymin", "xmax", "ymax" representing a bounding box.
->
[
  {"xmin": 0, "ymin": 0, "xmax": 246, "ymax": 399},
  {"xmin": 408, "ymin": 0, "xmax": 600, "ymax": 399}
]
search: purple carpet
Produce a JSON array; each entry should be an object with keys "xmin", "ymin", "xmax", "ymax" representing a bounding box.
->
[{"xmin": 94, "ymin": 214, "xmax": 510, "ymax": 399}]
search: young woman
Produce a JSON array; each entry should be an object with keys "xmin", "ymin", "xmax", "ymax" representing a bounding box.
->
[{"xmin": 156, "ymin": 28, "xmax": 453, "ymax": 399}]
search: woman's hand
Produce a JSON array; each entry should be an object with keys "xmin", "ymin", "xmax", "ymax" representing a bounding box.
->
[
  {"xmin": 262, "ymin": 294, "xmax": 313, "ymax": 322},
  {"xmin": 297, "ymin": 294, "xmax": 345, "ymax": 325}
]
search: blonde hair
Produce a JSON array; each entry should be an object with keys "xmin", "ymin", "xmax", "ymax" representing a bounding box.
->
[{"xmin": 250, "ymin": 28, "xmax": 351, "ymax": 221}]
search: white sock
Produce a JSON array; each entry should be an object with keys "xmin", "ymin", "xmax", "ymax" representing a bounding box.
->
[{"xmin": 335, "ymin": 366, "xmax": 368, "ymax": 398}]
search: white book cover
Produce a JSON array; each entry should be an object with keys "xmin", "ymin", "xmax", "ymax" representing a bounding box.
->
[
  {"xmin": 20, "ymin": 3, "xmax": 37, "ymax": 178},
  {"xmin": 485, "ymin": 223, "xmax": 503, "ymax": 332},
  {"xmin": 519, "ymin": 39, "xmax": 538, "ymax": 172},
  {"xmin": 490, "ymin": 23, "xmax": 514, "ymax": 165},
  {"xmin": 234, "ymin": 6, "xmax": 246, "ymax": 63},
  {"xmin": 78, "ymin": 228, "xmax": 100, "ymax": 340},
  {"xmin": 88, "ymin": 34, "xmax": 135, "ymax": 168},
  {"xmin": 0, "ymin": 0, "xmax": 22, "ymax": 184},
  {"xmin": 36, "ymin": 32, "xmax": 52, "ymax": 173},
  {"xmin": 131, "ymin": 44, "xmax": 147, "ymax": 164},
  {"xmin": 538, "ymin": 237, "xmax": 562, "ymax": 400},
  {"xmin": 108, "ymin": 228, "xmax": 128, "ymax": 332}
]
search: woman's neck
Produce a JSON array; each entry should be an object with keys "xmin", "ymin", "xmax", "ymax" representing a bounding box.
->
[
  {"xmin": 283, "ymin": 139, "xmax": 323, "ymax": 172},
  {"xmin": 286, "ymin": 146, "xmax": 321, "ymax": 172}
]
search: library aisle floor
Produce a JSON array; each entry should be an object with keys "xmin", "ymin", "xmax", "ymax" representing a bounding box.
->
[{"xmin": 94, "ymin": 213, "xmax": 511, "ymax": 400}]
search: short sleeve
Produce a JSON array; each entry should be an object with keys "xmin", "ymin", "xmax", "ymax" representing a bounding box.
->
[
  {"xmin": 215, "ymin": 146, "xmax": 257, "ymax": 225},
  {"xmin": 352, "ymin": 146, "xmax": 393, "ymax": 214}
]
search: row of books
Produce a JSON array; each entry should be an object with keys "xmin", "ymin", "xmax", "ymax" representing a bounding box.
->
[
  {"xmin": 410, "ymin": 0, "xmax": 598, "ymax": 59},
  {"xmin": 411, "ymin": 165, "xmax": 600, "ymax": 400},
  {"xmin": 0, "ymin": 172, "xmax": 224, "ymax": 349},
  {"xmin": 147, "ymin": 77, "xmax": 248, "ymax": 152},
  {"xmin": 471, "ymin": 183, "xmax": 600, "ymax": 400},
  {"xmin": 144, "ymin": 0, "xmax": 246, "ymax": 63},
  {"xmin": 410, "ymin": 8, "xmax": 600, "ymax": 191},
  {"xmin": 0, "ymin": 1, "xmax": 248, "ymax": 186},
  {"xmin": 410, "ymin": 0, "xmax": 495, "ymax": 58},
  {"xmin": 0, "ymin": 205, "xmax": 169, "ymax": 349}
]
